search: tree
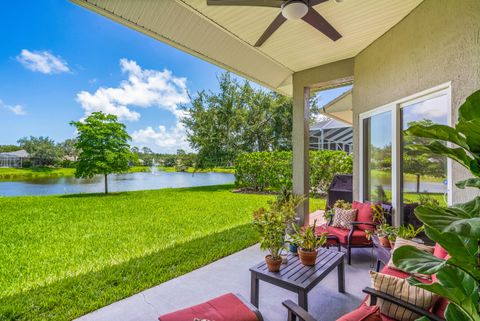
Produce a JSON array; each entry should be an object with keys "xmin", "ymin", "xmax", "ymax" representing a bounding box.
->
[
  {"xmin": 0, "ymin": 145, "xmax": 21, "ymax": 153},
  {"xmin": 17, "ymin": 136, "xmax": 61, "ymax": 166},
  {"xmin": 181, "ymin": 72, "xmax": 318, "ymax": 168},
  {"xmin": 70, "ymin": 112, "xmax": 136, "ymax": 194},
  {"xmin": 403, "ymin": 119, "xmax": 446, "ymax": 193},
  {"xmin": 59, "ymin": 138, "xmax": 79, "ymax": 161}
]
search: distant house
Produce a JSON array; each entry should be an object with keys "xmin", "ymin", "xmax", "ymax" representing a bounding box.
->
[
  {"xmin": 309, "ymin": 119, "xmax": 352, "ymax": 154},
  {"xmin": 0, "ymin": 150, "xmax": 30, "ymax": 168}
]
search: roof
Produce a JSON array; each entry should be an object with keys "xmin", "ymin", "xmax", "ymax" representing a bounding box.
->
[
  {"xmin": 71, "ymin": 0, "xmax": 423, "ymax": 96},
  {"xmin": 320, "ymin": 89, "xmax": 352, "ymax": 124},
  {"xmin": 0, "ymin": 150, "xmax": 29, "ymax": 158},
  {"xmin": 310, "ymin": 118, "xmax": 350, "ymax": 131}
]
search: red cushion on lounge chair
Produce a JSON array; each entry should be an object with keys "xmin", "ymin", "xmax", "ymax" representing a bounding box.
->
[
  {"xmin": 432, "ymin": 297, "xmax": 449, "ymax": 319},
  {"xmin": 317, "ymin": 225, "xmax": 371, "ymax": 245},
  {"xmin": 337, "ymin": 304, "xmax": 382, "ymax": 321},
  {"xmin": 158, "ymin": 293, "xmax": 259, "ymax": 321},
  {"xmin": 352, "ymin": 201, "xmax": 375, "ymax": 231}
]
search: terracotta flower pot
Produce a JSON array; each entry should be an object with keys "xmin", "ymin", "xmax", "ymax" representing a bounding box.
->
[
  {"xmin": 378, "ymin": 236, "xmax": 391, "ymax": 248},
  {"xmin": 298, "ymin": 248, "xmax": 318, "ymax": 266},
  {"xmin": 265, "ymin": 255, "xmax": 282, "ymax": 272}
]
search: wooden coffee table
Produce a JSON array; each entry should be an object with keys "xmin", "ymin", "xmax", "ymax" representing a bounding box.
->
[{"xmin": 250, "ymin": 248, "xmax": 345, "ymax": 311}]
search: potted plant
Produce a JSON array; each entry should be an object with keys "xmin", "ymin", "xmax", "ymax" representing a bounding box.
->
[
  {"xmin": 253, "ymin": 207, "xmax": 287, "ymax": 272},
  {"xmin": 376, "ymin": 223, "xmax": 395, "ymax": 248},
  {"xmin": 365, "ymin": 203, "xmax": 395, "ymax": 247},
  {"xmin": 272, "ymin": 187, "xmax": 305, "ymax": 254},
  {"xmin": 395, "ymin": 224, "xmax": 424, "ymax": 240},
  {"xmin": 289, "ymin": 220, "xmax": 327, "ymax": 266}
]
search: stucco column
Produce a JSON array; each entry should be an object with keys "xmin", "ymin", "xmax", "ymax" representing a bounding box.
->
[{"xmin": 292, "ymin": 81, "xmax": 310, "ymax": 226}]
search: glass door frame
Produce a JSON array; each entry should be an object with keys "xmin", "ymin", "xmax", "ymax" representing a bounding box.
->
[{"xmin": 359, "ymin": 82, "xmax": 452, "ymax": 226}]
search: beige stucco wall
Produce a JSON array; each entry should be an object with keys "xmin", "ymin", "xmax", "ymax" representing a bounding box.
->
[{"xmin": 352, "ymin": 0, "xmax": 480, "ymax": 204}]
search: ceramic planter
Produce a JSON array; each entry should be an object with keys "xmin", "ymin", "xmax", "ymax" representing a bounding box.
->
[
  {"xmin": 265, "ymin": 255, "xmax": 282, "ymax": 272},
  {"xmin": 298, "ymin": 248, "xmax": 318, "ymax": 266},
  {"xmin": 378, "ymin": 236, "xmax": 391, "ymax": 248},
  {"xmin": 288, "ymin": 243, "xmax": 298, "ymax": 255}
]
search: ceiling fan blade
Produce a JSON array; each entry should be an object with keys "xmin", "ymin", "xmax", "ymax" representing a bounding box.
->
[
  {"xmin": 207, "ymin": 0, "xmax": 282, "ymax": 7},
  {"xmin": 254, "ymin": 12, "xmax": 286, "ymax": 47},
  {"xmin": 302, "ymin": 7, "xmax": 342, "ymax": 41},
  {"xmin": 308, "ymin": 0, "xmax": 329, "ymax": 6}
]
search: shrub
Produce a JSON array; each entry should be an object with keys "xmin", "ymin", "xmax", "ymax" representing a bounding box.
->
[{"xmin": 235, "ymin": 150, "xmax": 352, "ymax": 193}]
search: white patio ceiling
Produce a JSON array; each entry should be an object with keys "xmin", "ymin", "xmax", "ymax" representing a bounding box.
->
[{"xmin": 71, "ymin": 0, "xmax": 422, "ymax": 95}]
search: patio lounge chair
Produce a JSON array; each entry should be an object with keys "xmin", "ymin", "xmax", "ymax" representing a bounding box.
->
[
  {"xmin": 158, "ymin": 293, "xmax": 263, "ymax": 321},
  {"xmin": 316, "ymin": 201, "xmax": 392, "ymax": 265},
  {"xmin": 283, "ymin": 243, "xmax": 449, "ymax": 321}
]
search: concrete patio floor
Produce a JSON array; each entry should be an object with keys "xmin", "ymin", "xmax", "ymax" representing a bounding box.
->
[{"xmin": 76, "ymin": 243, "xmax": 376, "ymax": 321}]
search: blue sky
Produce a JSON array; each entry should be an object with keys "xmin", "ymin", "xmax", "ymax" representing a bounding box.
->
[{"xmin": 0, "ymin": 0, "xmax": 349, "ymax": 153}]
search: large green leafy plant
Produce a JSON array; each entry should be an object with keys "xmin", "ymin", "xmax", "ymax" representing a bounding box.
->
[{"xmin": 393, "ymin": 90, "xmax": 480, "ymax": 320}]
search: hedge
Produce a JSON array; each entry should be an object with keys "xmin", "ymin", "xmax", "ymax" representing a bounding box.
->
[{"xmin": 235, "ymin": 150, "xmax": 352, "ymax": 193}]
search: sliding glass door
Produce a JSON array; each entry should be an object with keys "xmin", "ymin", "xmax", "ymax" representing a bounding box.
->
[{"xmin": 361, "ymin": 84, "xmax": 451, "ymax": 226}]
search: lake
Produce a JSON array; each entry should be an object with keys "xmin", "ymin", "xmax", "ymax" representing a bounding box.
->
[{"xmin": 0, "ymin": 170, "xmax": 235, "ymax": 196}]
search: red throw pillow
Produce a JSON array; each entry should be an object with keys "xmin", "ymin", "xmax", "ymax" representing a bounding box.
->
[
  {"xmin": 337, "ymin": 305, "xmax": 382, "ymax": 321},
  {"xmin": 432, "ymin": 244, "xmax": 448, "ymax": 282},
  {"xmin": 352, "ymin": 201, "xmax": 374, "ymax": 231},
  {"xmin": 433, "ymin": 243, "xmax": 448, "ymax": 259}
]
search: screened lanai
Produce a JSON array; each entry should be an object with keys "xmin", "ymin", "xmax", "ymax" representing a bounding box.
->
[
  {"xmin": 0, "ymin": 150, "xmax": 29, "ymax": 168},
  {"xmin": 309, "ymin": 119, "xmax": 352, "ymax": 153}
]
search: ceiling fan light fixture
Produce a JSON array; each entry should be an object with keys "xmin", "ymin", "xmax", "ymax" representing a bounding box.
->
[{"xmin": 281, "ymin": 0, "xmax": 308, "ymax": 20}]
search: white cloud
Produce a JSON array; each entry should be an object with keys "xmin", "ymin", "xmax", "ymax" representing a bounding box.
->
[
  {"xmin": 131, "ymin": 122, "xmax": 193, "ymax": 154},
  {"xmin": 16, "ymin": 49, "xmax": 70, "ymax": 74},
  {"xmin": 410, "ymin": 95, "xmax": 448, "ymax": 120},
  {"xmin": 76, "ymin": 58, "xmax": 189, "ymax": 121},
  {"xmin": 77, "ymin": 59, "xmax": 192, "ymax": 153},
  {"xmin": 0, "ymin": 99, "xmax": 26, "ymax": 116}
]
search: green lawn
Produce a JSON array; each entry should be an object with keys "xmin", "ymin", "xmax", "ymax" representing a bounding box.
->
[
  {"xmin": 0, "ymin": 166, "xmax": 150, "ymax": 180},
  {"xmin": 0, "ymin": 185, "xmax": 272, "ymax": 321},
  {"xmin": 371, "ymin": 169, "xmax": 445, "ymax": 183}
]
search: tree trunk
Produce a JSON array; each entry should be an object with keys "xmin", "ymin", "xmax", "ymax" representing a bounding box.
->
[
  {"xmin": 416, "ymin": 174, "xmax": 420, "ymax": 193},
  {"xmin": 104, "ymin": 174, "xmax": 108, "ymax": 194}
]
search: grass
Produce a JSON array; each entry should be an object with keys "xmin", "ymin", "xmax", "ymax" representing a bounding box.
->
[
  {"xmin": 0, "ymin": 185, "xmax": 272, "ymax": 321},
  {"xmin": 0, "ymin": 166, "xmax": 150, "ymax": 180},
  {"xmin": 371, "ymin": 169, "xmax": 445, "ymax": 183}
]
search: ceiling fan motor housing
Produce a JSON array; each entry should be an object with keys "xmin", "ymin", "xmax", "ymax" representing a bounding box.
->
[{"xmin": 281, "ymin": 0, "xmax": 309, "ymax": 20}]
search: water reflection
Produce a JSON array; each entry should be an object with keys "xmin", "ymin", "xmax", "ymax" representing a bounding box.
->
[{"xmin": 0, "ymin": 171, "xmax": 235, "ymax": 196}]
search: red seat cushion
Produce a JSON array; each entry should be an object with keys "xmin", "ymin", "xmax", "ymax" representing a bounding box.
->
[
  {"xmin": 432, "ymin": 297, "xmax": 449, "ymax": 319},
  {"xmin": 337, "ymin": 304, "xmax": 382, "ymax": 321},
  {"xmin": 352, "ymin": 201, "xmax": 375, "ymax": 231},
  {"xmin": 431, "ymin": 244, "xmax": 449, "ymax": 282},
  {"xmin": 158, "ymin": 293, "xmax": 259, "ymax": 321},
  {"xmin": 317, "ymin": 225, "xmax": 371, "ymax": 246}
]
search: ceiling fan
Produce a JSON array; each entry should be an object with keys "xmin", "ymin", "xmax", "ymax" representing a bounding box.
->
[{"xmin": 206, "ymin": 0, "xmax": 342, "ymax": 47}]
